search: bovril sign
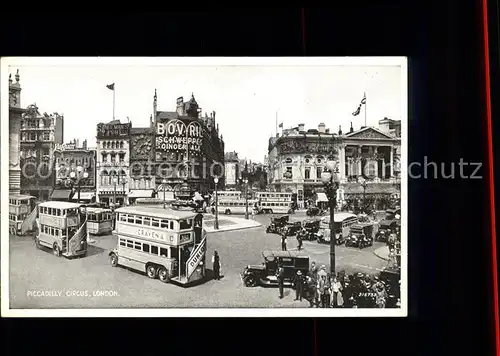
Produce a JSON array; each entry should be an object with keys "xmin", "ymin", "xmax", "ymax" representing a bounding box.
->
[{"xmin": 156, "ymin": 119, "xmax": 203, "ymax": 154}]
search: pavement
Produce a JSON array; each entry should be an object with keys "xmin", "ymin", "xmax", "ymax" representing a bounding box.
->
[
  {"xmin": 202, "ymin": 214, "xmax": 261, "ymax": 233},
  {"xmin": 7, "ymin": 212, "xmax": 389, "ymax": 308},
  {"xmin": 373, "ymin": 245, "xmax": 390, "ymax": 261}
]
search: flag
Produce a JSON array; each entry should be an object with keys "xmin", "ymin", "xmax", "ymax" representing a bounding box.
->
[
  {"xmin": 106, "ymin": 83, "xmax": 115, "ymax": 90},
  {"xmin": 352, "ymin": 105, "xmax": 361, "ymax": 116},
  {"xmin": 361, "ymin": 93, "xmax": 366, "ymax": 105},
  {"xmin": 278, "ymin": 122, "xmax": 283, "ymax": 128}
]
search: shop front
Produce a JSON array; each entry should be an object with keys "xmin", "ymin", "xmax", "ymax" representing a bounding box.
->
[
  {"xmin": 128, "ymin": 189, "xmax": 155, "ymax": 205},
  {"xmin": 98, "ymin": 190, "xmax": 128, "ymax": 207}
]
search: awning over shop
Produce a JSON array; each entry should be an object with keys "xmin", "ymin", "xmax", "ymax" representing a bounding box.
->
[
  {"xmin": 128, "ymin": 189, "xmax": 155, "ymax": 198},
  {"xmin": 50, "ymin": 189, "xmax": 73, "ymax": 201},
  {"xmin": 73, "ymin": 192, "xmax": 95, "ymax": 201},
  {"xmin": 316, "ymin": 193, "xmax": 328, "ymax": 202}
]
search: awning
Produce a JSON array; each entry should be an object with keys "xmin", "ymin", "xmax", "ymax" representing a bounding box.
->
[
  {"xmin": 316, "ymin": 193, "xmax": 328, "ymax": 202},
  {"xmin": 73, "ymin": 192, "xmax": 95, "ymax": 201},
  {"xmin": 128, "ymin": 189, "xmax": 155, "ymax": 198},
  {"xmin": 50, "ymin": 189, "xmax": 72, "ymax": 201}
]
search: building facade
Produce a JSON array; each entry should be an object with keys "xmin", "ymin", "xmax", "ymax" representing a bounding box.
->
[
  {"xmin": 224, "ymin": 151, "xmax": 240, "ymax": 188},
  {"xmin": 19, "ymin": 103, "xmax": 64, "ymax": 201},
  {"xmin": 128, "ymin": 127, "xmax": 156, "ymax": 203},
  {"xmin": 52, "ymin": 139, "xmax": 97, "ymax": 202},
  {"xmin": 95, "ymin": 120, "xmax": 131, "ymax": 206},
  {"xmin": 8, "ymin": 70, "xmax": 25, "ymax": 195},
  {"xmin": 267, "ymin": 120, "xmax": 401, "ymax": 209},
  {"xmin": 152, "ymin": 92, "xmax": 225, "ymax": 194}
]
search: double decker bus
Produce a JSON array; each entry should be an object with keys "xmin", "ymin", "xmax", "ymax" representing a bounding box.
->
[
  {"xmin": 211, "ymin": 199, "xmax": 259, "ymax": 215},
  {"xmin": 255, "ymin": 191, "xmax": 294, "ymax": 214},
  {"xmin": 318, "ymin": 212, "xmax": 358, "ymax": 243},
  {"xmin": 35, "ymin": 202, "xmax": 88, "ymax": 257},
  {"xmin": 9, "ymin": 194, "xmax": 36, "ymax": 235},
  {"xmin": 110, "ymin": 206, "xmax": 207, "ymax": 286},
  {"xmin": 83, "ymin": 207, "xmax": 113, "ymax": 235}
]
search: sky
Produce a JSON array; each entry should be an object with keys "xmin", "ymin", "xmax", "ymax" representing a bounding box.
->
[{"xmin": 7, "ymin": 59, "xmax": 404, "ymax": 162}]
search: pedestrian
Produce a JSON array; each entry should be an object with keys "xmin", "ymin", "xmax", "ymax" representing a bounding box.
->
[
  {"xmin": 296, "ymin": 228, "xmax": 304, "ymax": 251},
  {"xmin": 305, "ymin": 276, "xmax": 318, "ymax": 307},
  {"xmin": 276, "ymin": 263, "xmax": 285, "ymax": 299},
  {"xmin": 317, "ymin": 271, "xmax": 331, "ymax": 308},
  {"xmin": 292, "ymin": 270, "xmax": 305, "ymax": 301},
  {"xmin": 212, "ymin": 250, "xmax": 221, "ymax": 280},
  {"xmin": 281, "ymin": 233, "xmax": 287, "ymax": 251},
  {"xmin": 331, "ymin": 276, "xmax": 343, "ymax": 308}
]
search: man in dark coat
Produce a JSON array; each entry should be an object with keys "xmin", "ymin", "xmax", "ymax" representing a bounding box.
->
[
  {"xmin": 281, "ymin": 233, "xmax": 287, "ymax": 251},
  {"xmin": 292, "ymin": 270, "xmax": 305, "ymax": 301},
  {"xmin": 276, "ymin": 263, "xmax": 285, "ymax": 299}
]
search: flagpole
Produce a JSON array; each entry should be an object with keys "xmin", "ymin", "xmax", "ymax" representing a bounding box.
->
[
  {"xmin": 113, "ymin": 86, "xmax": 116, "ymax": 120},
  {"xmin": 275, "ymin": 112, "xmax": 278, "ymax": 136},
  {"xmin": 364, "ymin": 91, "xmax": 367, "ymax": 127}
]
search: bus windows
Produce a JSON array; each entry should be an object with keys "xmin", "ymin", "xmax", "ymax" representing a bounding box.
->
[
  {"xmin": 126, "ymin": 240, "xmax": 133, "ymax": 248},
  {"xmin": 152, "ymin": 218, "xmax": 160, "ymax": 227},
  {"xmin": 119, "ymin": 239, "xmax": 126, "ymax": 246},
  {"xmin": 134, "ymin": 241, "xmax": 142, "ymax": 250},
  {"xmin": 151, "ymin": 245, "xmax": 159, "ymax": 255},
  {"xmin": 160, "ymin": 220, "xmax": 169, "ymax": 229},
  {"xmin": 169, "ymin": 221, "xmax": 174, "ymax": 230},
  {"xmin": 180, "ymin": 219, "xmax": 192, "ymax": 230},
  {"xmin": 160, "ymin": 247, "xmax": 168, "ymax": 257},
  {"xmin": 142, "ymin": 243, "xmax": 150, "ymax": 253},
  {"xmin": 135, "ymin": 216, "xmax": 143, "ymax": 225},
  {"xmin": 143, "ymin": 217, "xmax": 151, "ymax": 226},
  {"xmin": 127, "ymin": 215, "xmax": 134, "ymax": 224}
]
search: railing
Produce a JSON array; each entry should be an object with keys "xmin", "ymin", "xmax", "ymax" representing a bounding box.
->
[{"xmin": 20, "ymin": 205, "xmax": 38, "ymax": 235}]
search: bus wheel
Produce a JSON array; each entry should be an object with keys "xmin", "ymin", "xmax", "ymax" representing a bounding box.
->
[
  {"xmin": 225, "ymin": 209, "xmax": 231, "ymax": 215},
  {"xmin": 53, "ymin": 243, "xmax": 61, "ymax": 257},
  {"xmin": 110, "ymin": 253, "xmax": 118, "ymax": 267},
  {"xmin": 158, "ymin": 267, "xmax": 170, "ymax": 283},
  {"xmin": 146, "ymin": 264, "xmax": 158, "ymax": 279}
]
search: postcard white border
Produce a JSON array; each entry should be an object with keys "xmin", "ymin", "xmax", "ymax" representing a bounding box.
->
[{"xmin": 1, "ymin": 57, "xmax": 408, "ymax": 318}]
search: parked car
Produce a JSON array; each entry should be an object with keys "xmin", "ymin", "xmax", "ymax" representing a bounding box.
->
[
  {"xmin": 345, "ymin": 224, "xmax": 374, "ymax": 248},
  {"xmin": 306, "ymin": 206, "xmax": 324, "ymax": 217},
  {"xmin": 265, "ymin": 215, "xmax": 290, "ymax": 234},
  {"xmin": 302, "ymin": 219, "xmax": 321, "ymax": 240},
  {"xmin": 241, "ymin": 250, "xmax": 310, "ymax": 287},
  {"xmin": 281, "ymin": 221, "xmax": 303, "ymax": 236}
]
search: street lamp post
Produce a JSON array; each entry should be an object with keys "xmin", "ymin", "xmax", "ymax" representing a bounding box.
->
[
  {"xmin": 112, "ymin": 176, "xmax": 118, "ymax": 208},
  {"xmin": 358, "ymin": 176, "xmax": 367, "ymax": 213},
  {"xmin": 69, "ymin": 165, "xmax": 89, "ymax": 203},
  {"xmin": 321, "ymin": 160, "xmax": 340, "ymax": 275},
  {"xmin": 214, "ymin": 177, "xmax": 219, "ymax": 230},
  {"xmin": 244, "ymin": 178, "xmax": 249, "ymax": 219},
  {"xmin": 162, "ymin": 179, "xmax": 167, "ymax": 209}
]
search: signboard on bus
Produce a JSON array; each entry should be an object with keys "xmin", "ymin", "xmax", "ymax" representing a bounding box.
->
[{"xmin": 187, "ymin": 237, "xmax": 206, "ymax": 278}]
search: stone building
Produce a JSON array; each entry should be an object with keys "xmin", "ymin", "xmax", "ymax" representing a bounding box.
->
[
  {"xmin": 19, "ymin": 103, "xmax": 64, "ymax": 201},
  {"xmin": 128, "ymin": 127, "xmax": 156, "ymax": 203},
  {"xmin": 95, "ymin": 120, "xmax": 131, "ymax": 206},
  {"xmin": 8, "ymin": 69, "xmax": 25, "ymax": 195},
  {"xmin": 267, "ymin": 119, "xmax": 401, "ymax": 209},
  {"xmin": 151, "ymin": 91, "xmax": 225, "ymax": 195},
  {"xmin": 52, "ymin": 139, "xmax": 97, "ymax": 202}
]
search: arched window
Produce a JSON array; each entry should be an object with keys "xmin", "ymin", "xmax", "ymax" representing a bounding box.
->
[
  {"xmin": 316, "ymin": 155, "xmax": 325, "ymax": 164},
  {"xmin": 120, "ymin": 141, "xmax": 124, "ymax": 149},
  {"xmin": 285, "ymin": 158, "xmax": 293, "ymax": 164},
  {"xmin": 304, "ymin": 155, "xmax": 312, "ymax": 164}
]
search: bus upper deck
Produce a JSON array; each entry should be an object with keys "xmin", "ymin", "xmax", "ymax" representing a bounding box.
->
[{"xmin": 9, "ymin": 194, "xmax": 36, "ymax": 235}]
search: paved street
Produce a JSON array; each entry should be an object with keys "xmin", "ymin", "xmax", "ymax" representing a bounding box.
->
[{"xmin": 9, "ymin": 212, "xmax": 388, "ymax": 308}]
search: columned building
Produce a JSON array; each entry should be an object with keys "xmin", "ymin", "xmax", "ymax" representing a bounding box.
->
[
  {"xmin": 152, "ymin": 91, "xmax": 225, "ymax": 195},
  {"xmin": 20, "ymin": 104, "xmax": 64, "ymax": 201},
  {"xmin": 8, "ymin": 70, "xmax": 25, "ymax": 195},
  {"xmin": 129, "ymin": 127, "xmax": 156, "ymax": 203},
  {"xmin": 267, "ymin": 120, "xmax": 401, "ymax": 209},
  {"xmin": 95, "ymin": 120, "xmax": 131, "ymax": 206}
]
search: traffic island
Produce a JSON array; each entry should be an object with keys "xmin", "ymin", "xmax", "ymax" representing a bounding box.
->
[
  {"xmin": 203, "ymin": 215, "xmax": 261, "ymax": 233},
  {"xmin": 373, "ymin": 245, "xmax": 390, "ymax": 261}
]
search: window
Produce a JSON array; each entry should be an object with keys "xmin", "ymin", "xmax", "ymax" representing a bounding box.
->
[
  {"xmin": 160, "ymin": 220, "xmax": 169, "ymax": 229},
  {"xmin": 305, "ymin": 168, "xmax": 310, "ymax": 179},
  {"xmin": 151, "ymin": 246, "xmax": 159, "ymax": 255},
  {"xmin": 43, "ymin": 132, "xmax": 50, "ymax": 141},
  {"xmin": 285, "ymin": 167, "xmax": 292, "ymax": 179},
  {"xmin": 126, "ymin": 240, "xmax": 133, "ymax": 248},
  {"xmin": 160, "ymin": 247, "xmax": 168, "ymax": 257},
  {"xmin": 142, "ymin": 244, "xmax": 150, "ymax": 253},
  {"xmin": 119, "ymin": 153, "xmax": 125, "ymax": 163},
  {"xmin": 143, "ymin": 217, "xmax": 151, "ymax": 226},
  {"xmin": 317, "ymin": 167, "xmax": 322, "ymax": 178},
  {"xmin": 285, "ymin": 158, "xmax": 292, "ymax": 164},
  {"xmin": 134, "ymin": 241, "xmax": 142, "ymax": 250},
  {"xmin": 119, "ymin": 239, "xmax": 126, "ymax": 246},
  {"xmin": 102, "ymin": 153, "xmax": 107, "ymax": 162},
  {"xmin": 169, "ymin": 221, "xmax": 174, "ymax": 229},
  {"xmin": 127, "ymin": 215, "xmax": 134, "ymax": 223},
  {"xmin": 119, "ymin": 214, "xmax": 126, "ymax": 222},
  {"xmin": 179, "ymin": 219, "xmax": 192, "ymax": 230},
  {"xmin": 152, "ymin": 218, "xmax": 160, "ymax": 227},
  {"xmin": 135, "ymin": 216, "xmax": 143, "ymax": 224}
]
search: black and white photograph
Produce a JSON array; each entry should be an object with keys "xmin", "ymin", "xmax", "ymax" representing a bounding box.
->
[{"xmin": 1, "ymin": 57, "xmax": 407, "ymax": 317}]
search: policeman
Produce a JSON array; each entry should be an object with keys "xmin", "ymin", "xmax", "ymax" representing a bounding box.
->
[{"xmin": 276, "ymin": 263, "xmax": 285, "ymax": 299}]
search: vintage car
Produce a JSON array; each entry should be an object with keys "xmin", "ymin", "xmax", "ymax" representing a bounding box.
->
[
  {"xmin": 241, "ymin": 250, "xmax": 310, "ymax": 287},
  {"xmin": 265, "ymin": 214, "xmax": 290, "ymax": 234},
  {"xmin": 345, "ymin": 223, "xmax": 374, "ymax": 248},
  {"xmin": 302, "ymin": 219, "xmax": 321, "ymax": 240},
  {"xmin": 281, "ymin": 220, "xmax": 303, "ymax": 236},
  {"xmin": 306, "ymin": 206, "xmax": 325, "ymax": 217}
]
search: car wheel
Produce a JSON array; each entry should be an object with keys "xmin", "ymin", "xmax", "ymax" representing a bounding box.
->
[
  {"xmin": 110, "ymin": 253, "xmax": 118, "ymax": 267},
  {"xmin": 244, "ymin": 274, "xmax": 257, "ymax": 287},
  {"xmin": 158, "ymin": 267, "xmax": 170, "ymax": 283},
  {"xmin": 53, "ymin": 243, "xmax": 61, "ymax": 257},
  {"xmin": 146, "ymin": 264, "xmax": 157, "ymax": 279}
]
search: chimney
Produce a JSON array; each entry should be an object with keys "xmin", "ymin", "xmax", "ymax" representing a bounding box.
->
[
  {"xmin": 350, "ymin": 122, "xmax": 354, "ymax": 133},
  {"xmin": 318, "ymin": 123, "xmax": 326, "ymax": 133},
  {"xmin": 338, "ymin": 125, "xmax": 343, "ymax": 135},
  {"xmin": 378, "ymin": 117, "xmax": 391, "ymax": 133},
  {"xmin": 298, "ymin": 123, "xmax": 305, "ymax": 133}
]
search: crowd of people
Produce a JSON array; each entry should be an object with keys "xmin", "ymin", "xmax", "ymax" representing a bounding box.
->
[{"xmin": 286, "ymin": 262, "xmax": 400, "ymax": 308}]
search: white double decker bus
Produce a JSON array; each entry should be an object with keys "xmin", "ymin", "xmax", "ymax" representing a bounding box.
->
[
  {"xmin": 110, "ymin": 206, "xmax": 207, "ymax": 286},
  {"xmin": 255, "ymin": 192, "xmax": 294, "ymax": 214}
]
